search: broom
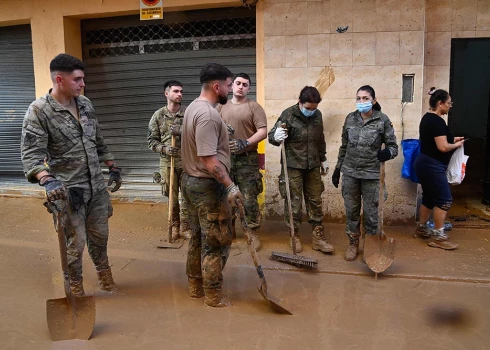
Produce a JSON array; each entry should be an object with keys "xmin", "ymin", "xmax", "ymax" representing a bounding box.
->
[{"xmin": 270, "ymin": 124, "xmax": 318, "ymax": 269}]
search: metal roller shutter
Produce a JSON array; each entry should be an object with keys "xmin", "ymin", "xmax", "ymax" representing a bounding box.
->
[
  {"xmin": 0, "ymin": 25, "xmax": 35, "ymax": 183},
  {"xmin": 81, "ymin": 8, "xmax": 256, "ymax": 201}
]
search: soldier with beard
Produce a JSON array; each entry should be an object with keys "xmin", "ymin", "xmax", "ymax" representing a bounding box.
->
[
  {"xmin": 181, "ymin": 63, "xmax": 244, "ymax": 308},
  {"xmin": 148, "ymin": 80, "xmax": 191, "ymax": 240}
]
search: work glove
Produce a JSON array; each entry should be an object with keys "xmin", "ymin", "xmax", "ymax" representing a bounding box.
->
[
  {"xmin": 41, "ymin": 176, "xmax": 67, "ymax": 202},
  {"xmin": 108, "ymin": 165, "xmax": 122, "ymax": 192},
  {"xmin": 164, "ymin": 146, "xmax": 180, "ymax": 157},
  {"xmin": 273, "ymin": 126, "xmax": 288, "ymax": 143},
  {"xmin": 169, "ymin": 124, "xmax": 181, "ymax": 136},
  {"xmin": 377, "ymin": 148, "xmax": 392, "ymax": 162},
  {"xmin": 229, "ymin": 139, "xmax": 248, "ymax": 155},
  {"xmin": 226, "ymin": 124, "xmax": 235, "ymax": 136},
  {"xmin": 226, "ymin": 182, "xmax": 244, "ymax": 208},
  {"xmin": 332, "ymin": 168, "xmax": 341, "ymax": 188},
  {"xmin": 320, "ymin": 160, "xmax": 329, "ymax": 176}
]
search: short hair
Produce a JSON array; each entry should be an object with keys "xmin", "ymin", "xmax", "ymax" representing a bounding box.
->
[
  {"xmin": 200, "ymin": 63, "xmax": 233, "ymax": 84},
  {"xmin": 49, "ymin": 54, "xmax": 85, "ymax": 73},
  {"xmin": 233, "ymin": 73, "xmax": 252, "ymax": 85},
  {"xmin": 428, "ymin": 87, "xmax": 450, "ymax": 109},
  {"xmin": 298, "ymin": 86, "xmax": 322, "ymax": 104},
  {"xmin": 164, "ymin": 80, "xmax": 183, "ymax": 91}
]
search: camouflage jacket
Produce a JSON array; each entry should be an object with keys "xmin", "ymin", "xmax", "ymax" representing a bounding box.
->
[
  {"xmin": 21, "ymin": 92, "xmax": 114, "ymax": 193},
  {"xmin": 268, "ymin": 104, "xmax": 327, "ymax": 169},
  {"xmin": 336, "ymin": 110, "xmax": 398, "ymax": 179},
  {"xmin": 147, "ymin": 105, "xmax": 186, "ymax": 169}
]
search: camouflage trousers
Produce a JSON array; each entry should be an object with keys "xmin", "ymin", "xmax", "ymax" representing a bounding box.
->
[
  {"xmin": 341, "ymin": 174, "xmax": 387, "ymax": 239},
  {"xmin": 230, "ymin": 152, "xmax": 263, "ymax": 229},
  {"xmin": 52, "ymin": 188, "xmax": 113, "ymax": 281},
  {"xmin": 279, "ymin": 166, "xmax": 324, "ymax": 231},
  {"xmin": 161, "ymin": 165, "xmax": 189, "ymax": 227},
  {"xmin": 182, "ymin": 174, "xmax": 232, "ymax": 290}
]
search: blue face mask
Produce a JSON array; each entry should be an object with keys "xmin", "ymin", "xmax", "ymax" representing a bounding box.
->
[
  {"xmin": 301, "ymin": 107, "xmax": 316, "ymax": 117},
  {"xmin": 356, "ymin": 101, "xmax": 373, "ymax": 113}
]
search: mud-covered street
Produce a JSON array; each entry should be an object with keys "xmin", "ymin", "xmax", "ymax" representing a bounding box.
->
[{"xmin": 1, "ymin": 197, "xmax": 490, "ymax": 349}]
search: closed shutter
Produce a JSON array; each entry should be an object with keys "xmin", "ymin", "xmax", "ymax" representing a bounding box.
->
[
  {"xmin": 81, "ymin": 8, "xmax": 256, "ymax": 201},
  {"xmin": 0, "ymin": 25, "xmax": 35, "ymax": 183}
]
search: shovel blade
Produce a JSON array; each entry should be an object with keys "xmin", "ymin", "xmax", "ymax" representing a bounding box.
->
[
  {"xmin": 157, "ymin": 239, "xmax": 184, "ymax": 249},
  {"xmin": 258, "ymin": 286, "xmax": 293, "ymax": 315},
  {"xmin": 364, "ymin": 234, "xmax": 396, "ymax": 274},
  {"xmin": 46, "ymin": 296, "xmax": 96, "ymax": 341}
]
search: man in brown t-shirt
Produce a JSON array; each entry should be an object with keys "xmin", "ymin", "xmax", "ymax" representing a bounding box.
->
[
  {"xmin": 181, "ymin": 63, "xmax": 244, "ymax": 308},
  {"xmin": 217, "ymin": 73, "xmax": 267, "ymax": 250}
]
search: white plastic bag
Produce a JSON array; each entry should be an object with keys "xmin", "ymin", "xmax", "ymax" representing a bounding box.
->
[{"xmin": 446, "ymin": 145, "xmax": 469, "ymax": 185}]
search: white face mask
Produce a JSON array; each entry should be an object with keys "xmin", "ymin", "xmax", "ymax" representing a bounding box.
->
[{"xmin": 301, "ymin": 107, "xmax": 316, "ymax": 117}]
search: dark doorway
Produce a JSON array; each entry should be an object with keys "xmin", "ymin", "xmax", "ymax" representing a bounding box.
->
[{"xmin": 449, "ymin": 38, "xmax": 490, "ymax": 221}]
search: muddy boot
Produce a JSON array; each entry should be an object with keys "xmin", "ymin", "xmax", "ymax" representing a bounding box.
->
[
  {"xmin": 344, "ymin": 239, "xmax": 359, "ymax": 261},
  {"xmin": 171, "ymin": 223, "xmax": 180, "ymax": 241},
  {"xmin": 428, "ymin": 228, "xmax": 459, "ymax": 250},
  {"xmin": 204, "ymin": 288, "xmax": 231, "ymax": 308},
  {"xmin": 312, "ymin": 226, "xmax": 335, "ymax": 253},
  {"xmin": 250, "ymin": 228, "xmax": 261, "ymax": 251},
  {"xmin": 97, "ymin": 267, "xmax": 117, "ymax": 293},
  {"xmin": 413, "ymin": 222, "xmax": 431, "ymax": 239},
  {"xmin": 70, "ymin": 278, "xmax": 85, "ymax": 297},
  {"xmin": 289, "ymin": 231, "xmax": 303, "ymax": 253},
  {"xmin": 188, "ymin": 277, "xmax": 205, "ymax": 298},
  {"xmin": 180, "ymin": 221, "xmax": 191, "ymax": 240}
]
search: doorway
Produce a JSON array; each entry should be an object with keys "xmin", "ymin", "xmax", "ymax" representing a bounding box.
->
[{"xmin": 449, "ymin": 38, "xmax": 490, "ymax": 225}]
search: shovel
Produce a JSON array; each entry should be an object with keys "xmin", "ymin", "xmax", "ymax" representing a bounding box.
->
[
  {"xmin": 236, "ymin": 200, "xmax": 292, "ymax": 315},
  {"xmin": 157, "ymin": 135, "xmax": 184, "ymax": 249},
  {"xmin": 363, "ymin": 157, "xmax": 396, "ymax": 279},
  {"xmin": 46, "ymin": 201, "xmax": 96, "ymax": 341}
]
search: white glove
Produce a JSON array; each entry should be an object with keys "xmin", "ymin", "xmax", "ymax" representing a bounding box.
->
[
  {"xmin": 320, "ymin": 161, "xmax": 329, "ymax": 176},
  {"xmin": 274, "ymin": 127, "xmax": 288, "ymax": 143}
]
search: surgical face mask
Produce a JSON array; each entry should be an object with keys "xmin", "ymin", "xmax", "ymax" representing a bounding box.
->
[
  {"xmin": 356, "ymin": 101, "xmax": 373, "ymax": 113},
  {"xmin": 301, "ymin": 107, "xmax": 316, "ymax": 117}
]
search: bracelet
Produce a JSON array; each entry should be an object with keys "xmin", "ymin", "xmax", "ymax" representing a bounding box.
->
[{"xmin": 38, "ymin": 174, "xmax": 55, "ymax": 185}]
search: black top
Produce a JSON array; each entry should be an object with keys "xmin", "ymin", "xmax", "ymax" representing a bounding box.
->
[{"xmin": 419, "ymin": 112, "xmax": 454, "ymax": 164}]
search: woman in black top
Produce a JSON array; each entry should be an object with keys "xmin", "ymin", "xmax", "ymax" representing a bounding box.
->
[{"xmin": 413, "ymin": 88, "xmax": 464, "ymax": 250}]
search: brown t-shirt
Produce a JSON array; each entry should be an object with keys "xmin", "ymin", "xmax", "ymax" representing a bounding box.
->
[
  {"xmin": 182, "ymin": 99, "xmax": 231, "ymax": 178},
  {"xmin": 217, "ymin": 99, "xmax": 267, "ymax": 151}
]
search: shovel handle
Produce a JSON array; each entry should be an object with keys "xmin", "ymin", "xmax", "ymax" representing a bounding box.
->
[
  {"xmin": 378, "ymin": 145, "xmax": 386, "ymax": 239},
  {"xmin": 168, "ymin": 135, "xmax": 176, "ymax": 243},
  {"xmin": 236, "ymin": 200, "xmax": 268, "ymax": 293}
]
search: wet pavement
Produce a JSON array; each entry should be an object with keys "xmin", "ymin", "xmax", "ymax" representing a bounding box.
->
[{"xmin": 1, "ymin": 197, "xmax": 489, "ymax": 349}]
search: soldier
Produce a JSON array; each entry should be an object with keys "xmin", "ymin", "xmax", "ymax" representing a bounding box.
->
[
  {"xmin": 268, "ymin": 86, "xmax": 334, "ymax": 254},
  {"xmin": 332, "ymin": 85, "xmax": 398, "ymax": 261},
  {"xmin": 148, "ymin": 80, "xmax": 190, "ymax": 240},
  {"xmin": 21, "ymin": 54, "xmax": 121, "ymax": 295},
  {"xmin": 217, "ymin": 73, "xmax": 267, "ymax": 250},
  {"xmin": 181, "ymin": 63, "xmax": 243, "ymax": 308}
]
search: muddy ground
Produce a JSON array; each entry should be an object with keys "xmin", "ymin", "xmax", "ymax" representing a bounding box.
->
[{"xmin": 1, "ymin": 197, "xmax": 490, "ymax": 349}]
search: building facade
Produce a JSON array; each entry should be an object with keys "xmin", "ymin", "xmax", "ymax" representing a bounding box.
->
[{"xmin": 0, "ymin": 0, "xmax": 489, "ymax": 223}]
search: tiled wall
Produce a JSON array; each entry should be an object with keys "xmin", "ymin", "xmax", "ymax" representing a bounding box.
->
[
  {"xmin": 423, "ymin": 0, "xmax": 490, "ymax": 108},
  {"xmin": 261, "ymin": 0, "xmax": 428, "ymax": 224}
]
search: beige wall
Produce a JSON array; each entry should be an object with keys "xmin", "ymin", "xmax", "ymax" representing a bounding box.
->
[
  {"xmin": 423, "ymin": 0, "xmax": 490, "ymax": 108},
  {"xmin": 0, "ymin": 0, "xmax": 240, "ymax": 97},
  {"xmin": 260, "ymin": 0, "xmax": 429, "ymax": 223}
]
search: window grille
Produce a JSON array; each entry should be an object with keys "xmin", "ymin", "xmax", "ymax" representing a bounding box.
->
[{"xmin": 83, "ymin": 16, "xmax": 256, "ymax": 58}]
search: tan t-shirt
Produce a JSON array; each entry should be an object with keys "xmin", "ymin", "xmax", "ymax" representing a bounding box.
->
[
  {"xmin": 182, "ymin": 99, "xmax": 231, "ymax": 178},
  {"xmin": 217, "ymin": 99, "xmax": 267, "ymax": 151}
]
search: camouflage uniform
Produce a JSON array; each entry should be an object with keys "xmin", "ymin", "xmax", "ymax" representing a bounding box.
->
[
  {"xmin": 268, "ymin": 104, "xmax": 327, "ymax": 231},
  {"xmin": 21, "ymin": 92, "xmax": 115, "ymax": 283},
  {"xmin": 147, "ymin": 106, "xmax": 189, "ymax": 230},
  {"xmin": 182, "ymin": 174, "xmax": 232, "ymax": 291},
  {"xmin": 229, "ymin": 152, "xmax": 263, "ymax": 229},
  {"xmin": 336, "ymin": 109, "xmax": 398, "ymax": 239}
]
